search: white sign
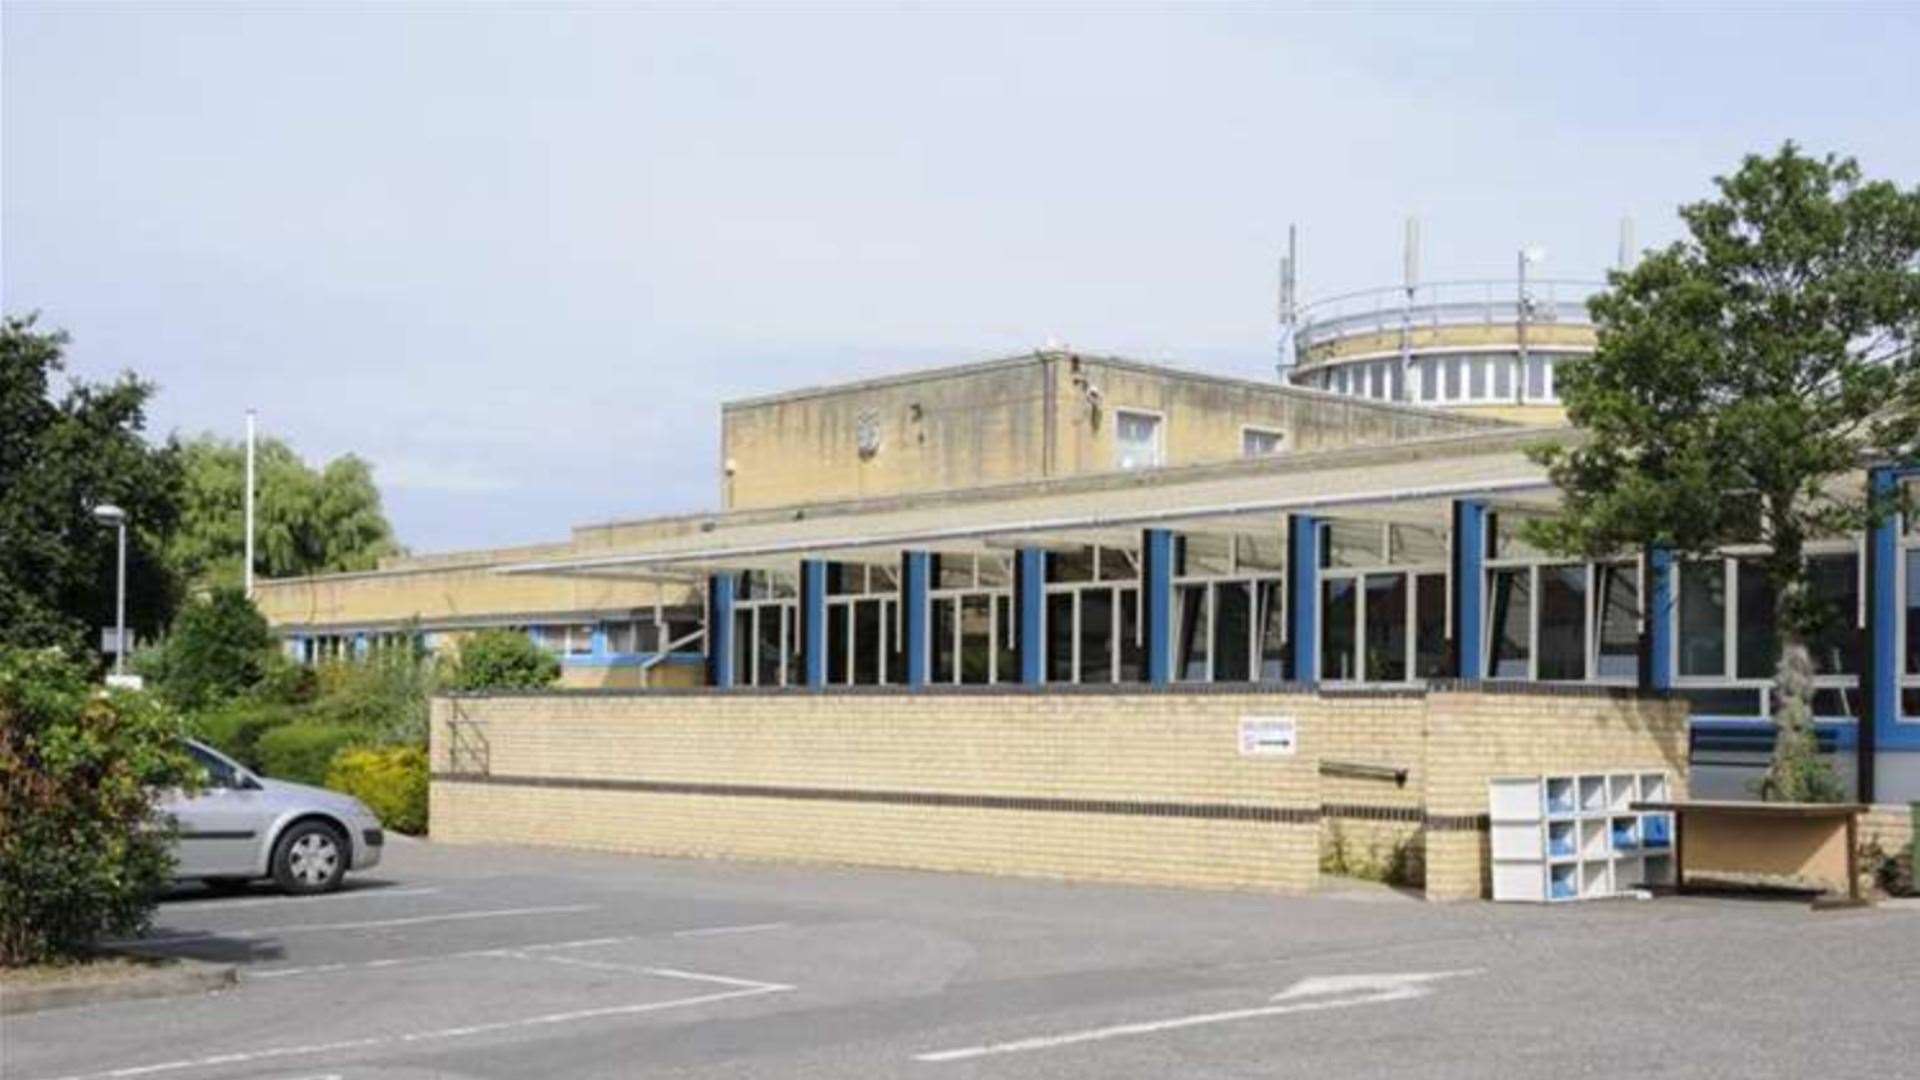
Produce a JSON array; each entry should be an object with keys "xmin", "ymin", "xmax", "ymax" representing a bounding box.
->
[
  {"xmin": 100, "ymin": 627, "xmax": 137, "ymax": 654},
  {"xmin": 104, "ymin": 673, "xmax": 145, "ymax": 691},
  {"xmin": 1238, "ymin": 715, "xmax": 1297, "ymax": 757}
]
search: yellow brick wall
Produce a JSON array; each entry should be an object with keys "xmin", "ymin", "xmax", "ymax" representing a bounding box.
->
[
  {"xmin": 1313, "ymin": 693, "xmax": 1430, "ymax": 884},
  {"xmin": 1861, "ymin": 803, "xmax": 1916, "ymax": 894},
  {"xmin": 432, "ymin": 691, "xmax": 1324, "ymax": 892},
  {"xmin": 1420, "ymin": 688, "xmax": 1689, "ymax": 900}
]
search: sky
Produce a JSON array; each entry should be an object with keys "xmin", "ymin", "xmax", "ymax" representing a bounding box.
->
[{"xmin": 6, "ymin": 3, "xmax": 1920, "ymax": 553}]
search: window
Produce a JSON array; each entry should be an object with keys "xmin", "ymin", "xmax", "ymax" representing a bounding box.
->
[
  {"xmin": 1369, "ymin": 364, "xmax": 1386, "ymax": 399},
  {"xmin": 1806, "ymin": 553, "xmax": 1859, "ymax": 676},
  {"xmin": 1678, "ymin": 561, "xmax": 1726, "ymax": 677},
  {"xmin": 1214, "ymin": 582, "xmax": 1253, "ymax": 682},
  {"xmin": 1468, "ymin": 356, "xmax": 1488, "ymax": 400},
  {"xmin": 1488, "ymin": 568, "xmax": 1531, "ymax": 678},
  {"xmin": 1444, "ymin": 357, "xmax": 1462, "ymax": 400},
  {"xmin": 1115, "ymin": 410, "xmax": 1164, "ymax": 470},
  {"xmin": 959, "ymin": 595, "xmax": 994, "ymax": 684},
  {"xmin": 1079, "ymin": 589, "xmax": 1115, "ymax": 683},
  {"xmin": 1176, "ymin": 584, "xmax": 1211, "ymax": 681},
  {"xmin": 1415, "ymin": 573, "xmax": 1448, "ymax": 677},
  {"xmin": 1321, "ymin": 578, "xmax": 1356, "ymax": 680},
  {"xmin": 1242, "ymin": 427, "xmax": 1286, "ymax": 458},
  {"xmin": 932, "ymin": 597, "xmax": 956, "ymax": 684},
  {"xmin": 1594, "ymin": 563, "xmax": 1640, "ymax": 679},
  {"xmin": 1047, "ymin": 592, "xmax": 1075, "ymax": 683},
  {"xmin": 1419, "ymin": 359, "xmax": 1438, "ymax": 402},
  {"xmin": 1492, "ymin": 355, "xmax": 1512, "ymax": 399},
  {"xmin": 1363, "ymin": 573, "xmax": 1408, "ymax": 681},
  {"xmin": 1537, "ymin": 564, "xmax": 1587, "ymax": 680},
  {"xmin": 1735, "ymin": 558, "xmax": 1778, "ymax": 679},
  {"xmin": 1526, "ymin": 356, "xmax": 1548, "ymax": 400}
]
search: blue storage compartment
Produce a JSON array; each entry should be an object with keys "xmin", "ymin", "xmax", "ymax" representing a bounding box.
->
[{"xmin": 1642, "ymin": 814, "xmax": 1672, "ymax": 849}]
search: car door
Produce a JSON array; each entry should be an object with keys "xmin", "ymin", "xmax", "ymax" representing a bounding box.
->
[{"xmin": 171, "ymin": 744, "xmax": 271, "ymax": 878}]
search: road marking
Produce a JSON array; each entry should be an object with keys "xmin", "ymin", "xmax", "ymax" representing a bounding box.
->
[
  {"xmin": 104, "ymin": 905, "xmax": 597, "ymax": 947},
  {"xmin": 169, "ymin": 887, "xmax": 440, "ymax": 911},
  {"xmin": 672, "ymin": 921, "xmax": 790, "ymax": 938},
  {"xmin": 249, "ymin": 926, "xmax": 798, "ymax": 980},
  {"xmin": 915, "ymin": 970, "xmax": 1480, "ymax": 1063},
  {"xmin": 34, "ymin": 977, "xmax": 793, "ymax": 1080}
]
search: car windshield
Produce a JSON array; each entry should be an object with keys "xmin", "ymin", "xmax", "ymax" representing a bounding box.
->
[{"xmin": 187, "ymin": 743, "xmax": 243, "ymax": 788}]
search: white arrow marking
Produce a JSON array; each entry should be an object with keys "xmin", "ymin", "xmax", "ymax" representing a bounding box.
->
[{"xmin": 915, "ymin": 970, "xmax": 1481, "ymax": 1063}]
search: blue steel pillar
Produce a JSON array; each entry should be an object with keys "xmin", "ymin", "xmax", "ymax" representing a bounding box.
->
[
  {"xmin": 1017, "ymin": 547, "xmax": 1046, "ymax": 685},
  {"xmin": 1450, "ymin": 500, "xmax": 1489, "ymax": 679},
  {"xmin": 1644, "ymin": 547, "xmax": 1674, "ymax": 691},
  {"xmin": 902, "ymin": 551, "xmax": 932, "ymax": 687},
  {"xmin": 1864, "ymin": 465, "xmax": 1906, "ymax": 804},
  {"xmin": 1287, "ymin": 514, "xmax": 1320, "ymax": 682},
  {"xmin": 800, "ymin": 559, "xmax": 828, "ymax": 687},
  {"xmin": 706, "ymin": 573, "xmax": 736, "ymax": 688},
  {"xmin": 1142, "ymin": 529, "xmax": 1174, "ymax": 684}
]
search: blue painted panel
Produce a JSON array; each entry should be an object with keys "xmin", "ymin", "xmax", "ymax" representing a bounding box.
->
[
  {"xmin": 1018, "ymin": 548, "xmax": 1045, "ymax": 685},
  {"xmin": 1647, "ymin": 547, "xmax": 1674, "ymax": 690},
  {"xmin": 1451, "ymin": 501, "xmax": 1488, "ymax": 678},
  {"xmin": 707, "ymin": 574, "xmax": 736, "ymax": 688},
  {"xmin": 1287, "ymin": 514, "xmax": 1319, "ymax": 682},
  {"xmin": 801, "ymin": 559, "xmax": 828, "ymax": 687},
  {"xmin": 903, "ymin": 551, "xmax": 931, "ymax": 687},
  {"xmin": 1143, "ymin": 529, "xmax": 1173, "ymax": 684}
]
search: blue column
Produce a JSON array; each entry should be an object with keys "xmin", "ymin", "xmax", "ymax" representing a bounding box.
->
[
  {"xmin": 352, "ymin": 632, "xmax": 369, "ymax": 661},
  {"xmin": 1645, "ymin": 547, "xmax": 1674, "ymax": 691},
  {"xmin": 706, "ymin": 574, "xmax": 736, "ymax": 688},
  {"xmin": 902, "ymin": 551, "xmax": 932, "ymax": 686},
  {"xmin": 800, "ymin": 559, "xmax": 828, "ymax": 687},
  {"xmin": 1142, "ymin": 529, "xmax": 1174, "ymax": 684},
  {"xmin": 1287, "ymin": 515, "xmax": 1320, "ymax": 682},
  {"xmin": 1451, "ymin": 500, "xmax": 1489, "ymax": 679},
  {"xmin": 1865, "ymin": 466, "xmax": 1903, "ymax": 804},
  {"xmin": 1017, "ymin": 547, "xmax": 1046, "ymax": 685}
]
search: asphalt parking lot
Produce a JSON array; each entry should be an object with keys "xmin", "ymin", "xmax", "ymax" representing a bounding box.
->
[{"xmin": 6, "ymin": 838, "xmax": 1919, "ymax": 1080}]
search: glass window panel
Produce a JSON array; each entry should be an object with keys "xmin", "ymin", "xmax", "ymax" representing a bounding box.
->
[
  {"xmin": 1907, "ymin": 550, "xmax": 1920, "ymax": 676},
  {"xmin": 1677, "ymin": 687, "xmax": 1762, "ymax": 718},
  {"xmin": 1117, "ymin": 587, "xmax": 1145, "ymax": 683},
  {"xmin": 1804, "ymin": 687, "xmax": 1860, "ymax": 720},
  {"xmin": 1735, "ymin": 559, "xmax": 1778, "ymax": 680},
  {"xmin": 606, "ymin": 621, "xmax": 637, "ymax": 655},
  {"xmin": 1236, "ymin": 535, "xmax": 1286, "ymax": 573},
  {"xmin": 1095, "ymin": 546, "xmax": 1138, "ymax": 582},
  {"xmin": 1468, "ymin": 356, "xmax": 1488, "ymax": 400},
  {"xmin": 994, "ymin": 596, "xmax": 1017, "ymax": 683},
  {"xmin": 1488, "ymin": 568, "xmax": 1532, "ymax": 678},
  {"xmin": 1420, "ymin": 359, "xmax": 1438, "ymax": 402},
  {"xmin": 1079, "ymin": 589, "xmax": 1115, "ymax": 683},
  {"xmin": 852, "ymin": 600, "xmax": 883, "ymax": 685},
  {"xmin": 1444, "ymin": 357, "xmax": 1462, "ymax": 400},
  {"xmin": 1389, "ymin": 524, "xmax": 1447, "ymax": 565},
  {"xmin": 1115, "ymin": 411, "xmax": 1163, "ymax": 470},
  {"xmin": 1594, "ymin": 563, "xmax": 1640, "ymax": 679},
  {"xmin": 1176, "ymin": 584, "xmax": 1211, "ymax": 681},
  {"xmin": 1807, "ymin": 553, "xmax": 1859, "ymax": 676},
  {"xmin": 1243, "ymin": 428, "xmax": 1286, "ymax": 457},
  {"xmin": 884, "ymin": 598, "xmax": 903, "ymax": 685},
  {"xmin": 1048, "ymin": 547, "xmax": 1095, "ymax": 584},
  {"xmin": 1214, "ymin": 582, "xmax": 1253, "ymax": 682},
  {"xmin": 827, "ymin": 604, "xmax": 850, "ymax": 685},
  {"xmin": 1321, "ymin": 578, "xmax": 1357, "ymax": 680},
  {"xmin": 1363, "ymin": 573, "xmax": 1409, "ymax": 682},
  {"xmin": 1369, "ymin": 364, "xmax": 1385, "ymax": 398},
  {"xmin": 1047, "ymin": 592, "xmax": 1075, "ymax": 683},
  {"xmin": 937, "ymin": 557, "xmax": 975, "ymax": 590},
  {"xmin": 731, "ymin": 610, "xmax": 752, "ymax": 682},
  {"xmin": 977, "ymin": 556, "xmax": 1011, "ymax": 589},
  {"xmin": 1179, "ymin": 534, "xmax": 1234, "ymax": 577},
  {"xmin": 1538, "ymin": 564, "xmax": 1587, "ymax": 680},
  {"xmin": 1678, "ymin": 561, "xmax": 1727, "ymax": 678},
  {"xmin": 663, "ymin": 608, "xmax": 703, "ymax": 650},
  {"xmin": 959, "ymin": 596, "xmax": 992, "ymax": 684},
  {"xmin": 932, "ymin": 597, "xmax": 956, "ymax": 684},
  {"xmin": 1324, "ymin": 520, "xmax": 1386, "ymax": 568},
  {"xmin": 1415, "ymin": 573, "xmax": 1448, "ymax": 677},
  {"xmin": 1492, "ymin": 355, "xmax": 1512, "ymax": 398},
  {"xmin": 1527, "ymin": 356, "xmax": 1547, "ymax": 400},
  {"xmin": 1258, "ymin": 581, "xmax": 1286, "ymax": 680},
  {"xmin": 756, "ymin": 607, "xmax": 784, "ymax": 686}
]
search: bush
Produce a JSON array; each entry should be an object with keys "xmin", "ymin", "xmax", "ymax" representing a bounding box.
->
[
  {"xmin": 186, "ymin": 699, "xmax": 302, "ymax": 772},
  {"xmin": 255, "ymin": 722, "xmax": 368, "ymax": 787},
  {"xmin": 445, "ymin": 629, "xmax": 559, "ymax": 692},
  {"xmin": 326, "ymin": 745, "xmax": 428, "ymax": 834},
  {"xmin": 308, "ymin": 654, "xmax": 436, "ymax": 745},
  {"xmin": 143, "ymin": 588, "xmax": 277, "ymax": 711},
  {"xmin": 0, "ymin": 647, "xmax": 198, "ymax": 965}
]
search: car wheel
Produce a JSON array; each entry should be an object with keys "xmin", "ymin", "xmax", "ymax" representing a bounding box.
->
[{"xmin": 272, "ymin": 821, "xmax": 347, "ymax": 895}]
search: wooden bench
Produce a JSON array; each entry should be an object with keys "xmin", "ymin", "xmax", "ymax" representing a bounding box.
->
[{"xmin": 1631, "ymin": 800, "xmax": 1868, "ymax": 907}]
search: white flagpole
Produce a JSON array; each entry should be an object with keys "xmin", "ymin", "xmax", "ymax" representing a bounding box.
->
[{"xmin": 245, "ymin": 409, "xmax": 257, "ymax": 598}]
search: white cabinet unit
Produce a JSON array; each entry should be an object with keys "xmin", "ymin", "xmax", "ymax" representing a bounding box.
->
[{"xmin": 1488, "ymin": 772, "xmax": 1676, "ymax": 902}]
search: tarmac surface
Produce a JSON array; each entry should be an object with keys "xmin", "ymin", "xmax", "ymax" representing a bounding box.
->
[{"xmin": 5, "ymin": 836, "xmax": 1917, "ymax": 1079}]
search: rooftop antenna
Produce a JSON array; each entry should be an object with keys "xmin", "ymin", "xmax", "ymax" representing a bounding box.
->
[
  {"xmin": 1398, "ymin": 216, "xmax": 1419, "ymax": 400},
  {"xmin": 1276, "ymin": 224, "xmax": 1298, "ymax": 379},
  {"xmin": 1617, "ymin": 215, "xmax": 1637, "ymax": 272}
]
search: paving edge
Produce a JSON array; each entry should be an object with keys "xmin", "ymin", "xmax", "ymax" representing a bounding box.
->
[{"xmin": 0, "ymin": 956, "xmax": 236, "ymax": 1015}]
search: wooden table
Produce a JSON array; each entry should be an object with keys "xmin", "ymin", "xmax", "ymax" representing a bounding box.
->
[{"xmin": 1632, "ymin": 800, "xmax": 1868, "ymax": 907}]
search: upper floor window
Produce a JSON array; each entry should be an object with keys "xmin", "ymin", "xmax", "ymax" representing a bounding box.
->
[
  {"xmin": 1115, "ymin": 410, "xmax": 1164, "ymax": 470},
  {"xmin": 1242, "ymin": 427, "xmax": 1285, "ymax": 458}
]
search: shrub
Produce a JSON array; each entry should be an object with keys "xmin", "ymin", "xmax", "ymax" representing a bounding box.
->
[
  {"xmin": 255, "ymin": 722, "xmax": 368, "ymax": 787},
  {"xmin": 186, "ymin": 699, "xmax": 301, "ymax": 772},
  {"xmin": 445, "ymin": 629, "xmax": 559, "ymax": 692},
  {"xmin": 0, "ymin": 647, "xmax": 198, "ymax": 965},
  {"xmin": 326, "ymin": 745, "xmax": 428, "ymax": 834},
  {"xmin": 144, "ymin": 587, "xmax": 277, "ymax": 711},
  {"xmin": 308, "ymin": 654, "xmax": 436, "ymax": 745}
]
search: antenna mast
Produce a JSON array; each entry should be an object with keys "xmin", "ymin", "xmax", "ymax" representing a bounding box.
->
[{"xmin": 1276, "ymin": 224, "xmax": 1299, "ymax": 380}]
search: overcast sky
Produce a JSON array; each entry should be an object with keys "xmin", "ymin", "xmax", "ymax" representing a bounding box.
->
[{"xmin": 6, "ymin": 3, "xmax": 1919, "ymax": 552}]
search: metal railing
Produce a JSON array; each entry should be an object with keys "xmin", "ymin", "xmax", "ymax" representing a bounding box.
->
[
  {"xmin": 1293, "ymin": 279, "xmax": 1605, "ymax": 358},
  {"xmin": 446, "ymin": 699, "xmax": 491, "ymax": 777}
]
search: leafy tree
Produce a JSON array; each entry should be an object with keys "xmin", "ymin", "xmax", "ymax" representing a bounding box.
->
[
  {"xmin": 1530, "ymin": 144, "xmax": 1920, "ymax": 801},
  {"xmin": 444, "ymin": 628, "xmax": 560, "ymax": 691},
  {"xmin": 140, "ymin": 587, "xmax": 279, "ymax": 711},
  {"xmin": 0, "ymin": 315, "xmax": 183, "ymax": 654},
  {"xmin": 169, "ymin": 434, "xmax": 400, "ymax": 593},
  {"xmin": 0, "ymin": 647, "xmax": 199, "ymax": 964}
]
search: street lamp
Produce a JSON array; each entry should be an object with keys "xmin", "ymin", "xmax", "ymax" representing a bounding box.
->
[{"xmin": 93, "ymin": 504, "xmax": 128, "ymax": 675}]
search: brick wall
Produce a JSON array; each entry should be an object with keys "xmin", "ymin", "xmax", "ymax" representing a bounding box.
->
[
  {"xmin": 1861, "ymin": 803, "xmax": 1917, "ymax": 895},
  {"xmin": 429, "ymin": 683, "xmax": 1687, "ymax": 899}
]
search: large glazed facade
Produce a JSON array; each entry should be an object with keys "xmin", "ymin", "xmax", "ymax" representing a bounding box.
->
[{"xmin": 256, "ymin": 348, "xmax": 1920, "ymax": 804}]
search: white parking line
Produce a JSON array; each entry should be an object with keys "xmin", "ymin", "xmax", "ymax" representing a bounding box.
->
[
  {"xmin": 248, "ymin": 925, "xmax": 798, "ymax": 980},
  {"xmin": 34, "ymin": 974, "xmax": 793, "ymax": 1080},
  {"xmin": 671, "ymin": 921, "xmax": 790, "ymax": 938},
  {"xmin": 169, "ymin": 888, "xmax": 440, "ymax": 912},
  {"xmin": 104, "ymin": 905, "xmax": 597, "ymax": 947}
]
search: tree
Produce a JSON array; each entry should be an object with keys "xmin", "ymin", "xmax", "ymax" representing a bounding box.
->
[
  {"xmin": 169, "ymin": 434, "xmax": 400, "ymax": 593},
  {"xmin": 1530, "ymin": 144, "xmax": 1920, "ymax": 801},
  {"xmin": 0, "ymin": 647, "xmax": 199, "ymax": 964},
  {"xmin": 141, "ymin": 587, "xmax": 279, "ymax": 711},
  {"xmin": 0, "ymin": 315, "xmax": 183, "ymax": 655},
  {"xmin": 444, "ymin": 629, "xmax": 560, "ymax": 691}
]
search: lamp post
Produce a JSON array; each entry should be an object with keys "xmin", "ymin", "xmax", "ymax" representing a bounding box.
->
[{"xmin": 93, "ymin": 503, "xmax": 128, "ymax": 675}]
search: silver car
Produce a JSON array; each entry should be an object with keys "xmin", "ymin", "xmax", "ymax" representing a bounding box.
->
[{"xmin": 160, "ymin": 739, "xmax": 385, "ymax": 894}]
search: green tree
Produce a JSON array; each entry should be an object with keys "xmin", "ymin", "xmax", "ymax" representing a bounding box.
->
[
  {"xmin": 0, "ymin": 315, "xmax": 183, "ymax": 654},
  {"xmin": 444, "ymin": 628, "xmax": 560, "ymax": 691},
  {"xmin": 169, "ymin": 434, "xmax": 400, "ymax": 593},
  {"xmin": 0, "ymin": 647, "xmax": 199, "ymax": 964},
  {"xmin": 141, "ymin": 587, "xmax": 279, "ymax": 711},
  {"xmin": 1530, "ymin": 144, "xmax": 1920, "ymax": 802}
]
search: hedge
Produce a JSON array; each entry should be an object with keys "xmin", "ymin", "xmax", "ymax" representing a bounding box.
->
[
  {"xmin": 325, "ymin": 745, "xmax": 428, "ymax": 834},
  {"xmin": 254, "ymin": 722, "xmax": 368, "ymax": 787},
  {"xmin": 187, "ymin": 700, "xmax": 301, "ymax": 772}
]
